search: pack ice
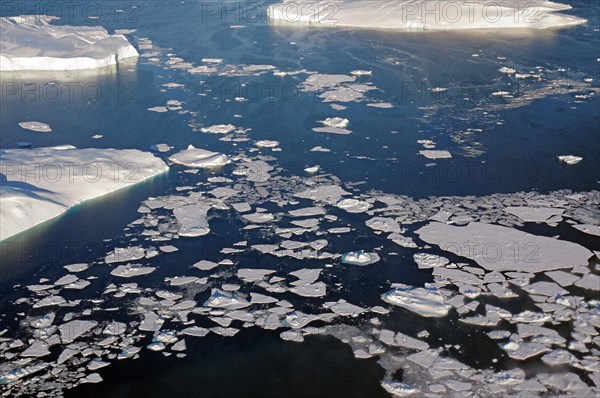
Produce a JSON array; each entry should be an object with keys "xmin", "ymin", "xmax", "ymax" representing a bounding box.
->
[
  {"xmin": 268, "ymin": 0, "xmax": 586, "ymax": 31},
  {"xmin": 0, "ymin": 146, "xmax": 168, "ymax": 240},
  {"xmin": 0, "ymin": 16, "xmax": 138, "ymax": 71}
]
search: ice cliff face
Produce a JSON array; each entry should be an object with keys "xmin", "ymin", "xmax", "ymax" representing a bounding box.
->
[
  {"xmin": 0, "ymin": 146, "xmax": 168, "ymax": 240},
  {"xmin": 268, "ymin": 0, "xmax": 586, "ymax": 31},
  {"xmin": 0, "ymin": 16, "xmax": 138, "ymax": 71}
]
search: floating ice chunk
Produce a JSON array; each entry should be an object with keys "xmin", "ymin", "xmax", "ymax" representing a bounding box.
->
[
  {"xmin": 168, "ymin": 145, "xmax": 230, "ymax": 168},
  {"xmin": 337, "ymin": 198, "xmax": 372, "ymax": 213},
  {"xmin": 310, "ymin": 146, "xmax": 331, "ymax": 152},
  {"xmin": 1, "ymin": 16, "xmax": 138, "ymax": 71},
  {"xmin": 329, "ymin": 301, "xmax": 366, "ymax": 316},
  {"xmin": 572, "ymin": 224, "xmax": 600, "ymax": 237},
  {"xmin": 231, "ymin": 202, "xmax": 252, "ymax": 213},
  {"xmin": 30, "ymin": 313, "xmax": 55, "ymax": 329},
  {"xmin": 147, "ymin": 342, "xmax": 166, "ymax": 351},
  {"xmin": 173, "ymin": 203, "xmax": 211, "ymax": 237},
  {"xmin": 18, "ymin": 121, "xmax": 51, "ymax": 132},
  {"xmin": 150, "ymin": 143, "xmax": 173, "ymax": 153},
  {"xmin": 503, "ymin": 206, "xmax": 564, "ymax": 223},
  {"xmin": 111, "ymin": 264, "xmax": 155, "ymax": 278},
  {"xmin": 280, "ymin": 330, "xmax": 304, "ymax": 342},
  {"xmin": 148, "ymin": 106, "xmax": 168, "ymax": 113},
  {"xmin": 82, "ymin": 373, "xmax": 103, "ymax": 383},
  {"xmin": 192, "ymin": 260, "xmax": 219, "ymax": 271},
  {"xmin": 536, "ymin": 372, "xmax": 589, "ymax": 392},
  {"xmin": 574, "ymin": 274, "xmax": 600, "ymax": 291},
  {"xmin": 295, "ymin": 184, "xmax": 350, "ymax": 204},
  {"xmin": 242, "ymin": 212, "xmax": 274, "ymax": 224},
  {"xmin": 312, "ymin": 126, "xmax": 351, "ymax": 135},
  {"xmin": 255, "ymin": 140, "xmax": 279, "ymax": 148},
  {"xmin": 342, "ymin": 250, "xmax": 380, "ymax": 266},
  {"xmin": 0, "ymin": 146, "xmax": 168, "ymax": 241},
  {"xmin": 21, "ymin": 341, "xmax": 50, "ymax": 357},
  {"xmin": 419, "ymin": 150, "xmax": 452, "ymax": 159},
  {"xmin": 57, "ymin": 348, "xmax": 79, "ymax": 364},
  {"xmin": 139, "ymin": 312, "xmax": 164, "ymax": 332},
  {"xmin": 200, "ymin": 124, "xmax": 236, "ymax": 134},
  {"xmin": 166, "ymin": 276, "xmax": 202, "ymax": 286},
  {"xmin": 351, "ymin": 70, "xmax": 372, "ymax": 76},
  {"xmin": 413, "ymin": 253, "xmax": 449, "ymax": 269},
  {"xmin": 0, "ymin": 363, "xmax": 48, "ymax": 384},
  {"xmin": 88, "ymin": 360, "xmax": 110, "ymax": 371},
  {"xmin": 284, "ymin": 311, "xmax": 323, "ymax": 329},
  {"xmin": 416, "ymin": 222, "xmax": 593, "ymax": 272},
  {"xmin": 288, "ymin": 207, "xmax": 325, "ymax": 217},
  {"xmin": 33, "ymin": 295, "xmax": 66, "ymax": 308},
  {"xmin": 104, "ymin": 321, "xmax": 127, "ymax": 335},
  {"xmin": 304, "ymin": 165, "xmax": 320, "ymax": 173},
  {"xmin": 250, "ymin": 292, "xmax": 279, "ymax": 304},
  {"xmin": 365, "ymin": 216, "xmax": 401, "ymax": 233},
  {"xmin": 394, "ymin": 331, "xmax": 429, "ymax": 350},
  {"xmin": 63, "ymin": 263, "xmax": 89, "ymax": 273},
  {"xmin": 545, "ymin": 270, "xmax": 580, "ymax": 286},
  {"xmin": 290, "ymin": 282, "xmax": 327, "ymax": 297},
  {"xmin": 322, "ymin": 117, "xmax": 349, "ymax": 129},
  {"xmin": 238, "ymin": 268, "xmax": 276, "ymax": 282},
  {"xmin": 381, "ymin": 381, "xmax": 419, "ymax": 397},
  {"xmin": 522, "ymin": 281, "xmax": 568, "ymax": 296},
  {"xmin": 382, "ymin": 284, "xmax": 450, "ymax": 318},
  {"xmin": 558, "ymin": 155, "xmax": 583, "ymax": 165},
  {"xmin": 499, "ymin": 67, "xmax": 517, "ymax": 75},
  {"xmin": 59, "ymin": 320, "xmax": 98, "ymax": 343},
  {"xmin": 181, "ymin": 326, "xmax": 209, "ymax": 337},
  {"xmin": 105, "ymin": 246, "xmax": 146, "ymax": 264},
  {"xmin": 204, "ymin": 289, "xmax": 251, "ymax": 309},
  {"xmin": 367, "ymin": 103, "xmax": 393, "ymax": 109}
]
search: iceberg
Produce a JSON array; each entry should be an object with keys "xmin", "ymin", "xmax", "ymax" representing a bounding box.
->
[
  {"xmin": 1, "ymin": 16, "xmax": 138, "ymax": 71},
  {"xmin": 268, "ymin": 0, "xmax": 586, "ymax": 31},
  {"xmin": 0, "ymin": 145, "xmax": 168, "ymax": 241}
]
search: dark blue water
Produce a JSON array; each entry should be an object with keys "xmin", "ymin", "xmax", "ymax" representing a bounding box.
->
[{"xmin": 1, "ymin": 1, "xmax": 599, "ymax": 396}]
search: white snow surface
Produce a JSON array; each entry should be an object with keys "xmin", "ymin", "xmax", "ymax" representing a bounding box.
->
[
  {"xmin": 1, "ymin": 16, "xmax": 139, "ymax": 71},
  {"xmin": 268, "ymin": 1, "xmax": 586, "ymax": 31},
  {"xmin": 0, "ymin": 146, "xmax": 168, "ymax": 241}
]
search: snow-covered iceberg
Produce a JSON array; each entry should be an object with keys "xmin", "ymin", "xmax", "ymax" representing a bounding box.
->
[
  {"xmin": 0, "ymin": 16, "xmax": 138, "ymax": 72},
  {"xmin": 0, "ymin": 146, "xmax": 168, "ymax": 240},
  {"xmin": 268, "ymin": 0, "xmax": 586, "ymax": 31}
]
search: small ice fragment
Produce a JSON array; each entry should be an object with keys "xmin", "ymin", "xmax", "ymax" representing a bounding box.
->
[
  {"xmin": 18, "ymin": 121, "xmax": 52, "ymax": 132},
  {"xmin": 558, "ymin": 155, "xmax": 583, "ymax": 165},
  {"xmin": 341, "ymin": 250, "xmax": 380, "ymax": 266}
]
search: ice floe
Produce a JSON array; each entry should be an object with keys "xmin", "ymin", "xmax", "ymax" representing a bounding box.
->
[
  {"xmin": 168, "ymin": 145, "xmax": 230, "ymax": 168},
  {"xmin": 382, "ymin": 284, "xmax": 450, "ymax": 317},
  {"xmin": 416, "ymin": 222, "xmax": 593, "ymax": 272}
]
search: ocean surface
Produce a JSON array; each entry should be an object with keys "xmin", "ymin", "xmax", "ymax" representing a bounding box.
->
[{"xmin": 0, "ymin": 1, "xmax": 599, "ymax": 396}]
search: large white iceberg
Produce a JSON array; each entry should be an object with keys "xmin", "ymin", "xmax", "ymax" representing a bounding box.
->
[
  {"xmin": 268, "ymin": 0, "xmax": 586, "ymax": 31},
  {"xmin": 0, "ymin": 145, "xmax": 168, "ymax": 240},
  {"xmin": 0, "ymin": 16, "xmax": 138, "ymax": 71}
]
